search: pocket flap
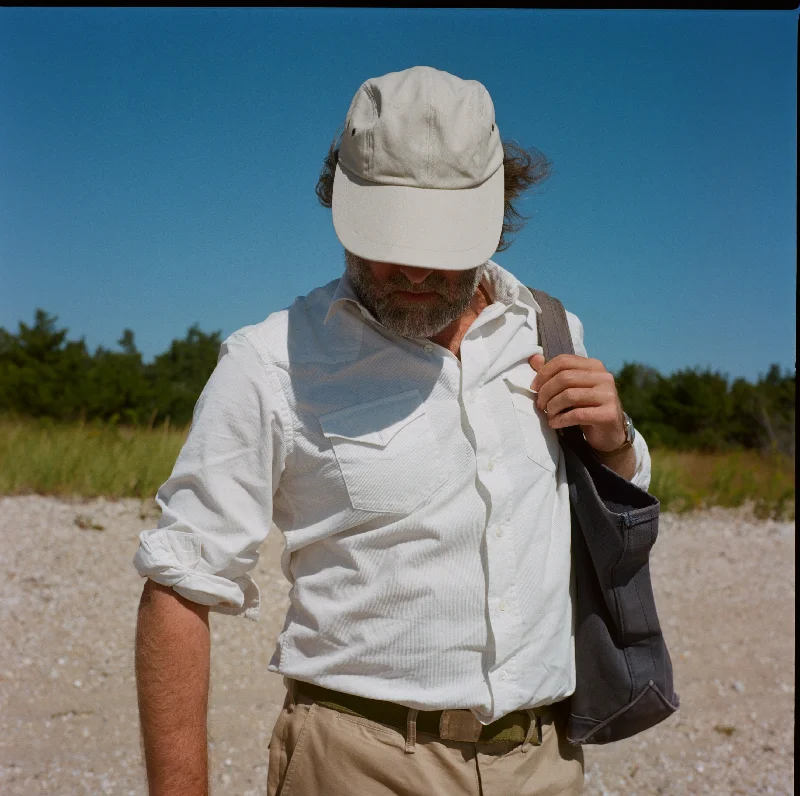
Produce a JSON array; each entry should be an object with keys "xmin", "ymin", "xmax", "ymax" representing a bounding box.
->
[
  {"xmin": 502, "ymin": 362, "xmax": 538, "ymax": 396},
  {"xmin": 319, "ymin": 390, "xmax": 427, "ymax": 448}
]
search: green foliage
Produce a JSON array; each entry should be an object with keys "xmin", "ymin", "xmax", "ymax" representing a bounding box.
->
[
  {"xmin": 0, "ymin": 310, "xmax": 795, "ymax": 514},
  {"xmin": 615, "ymin": 362, "xmax": 795, "ymax": 456},
  {"xmin": 0, "ymin": 309, "xmax": 223, "ymax": 428},
  {"xmin": 0, "ymin": 309, "xmax": 795, "ymax": 461}
]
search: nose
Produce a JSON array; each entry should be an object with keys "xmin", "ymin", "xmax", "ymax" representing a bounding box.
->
[{"xmin": 398, "ymin": 265, "xmax": 434, "ymax": 284}]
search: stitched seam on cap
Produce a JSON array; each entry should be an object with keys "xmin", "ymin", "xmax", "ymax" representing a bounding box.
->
[
  {"xmin": 365, "ymin": 83, "xmax": 377, "ymax": 181},
  {"xmin": 425, "ymin": 69, "xmax": 431, "ymax": 188}
]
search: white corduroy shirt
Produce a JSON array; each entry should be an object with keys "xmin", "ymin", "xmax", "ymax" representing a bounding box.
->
[{"xmin": 133, "ymin": 260, "xmax": 651, "ymax": 724}]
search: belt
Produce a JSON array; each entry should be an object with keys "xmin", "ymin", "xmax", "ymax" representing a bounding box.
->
[{"xmin": 293, "ymin": 681, "xmax": 549, "ymax": 745}]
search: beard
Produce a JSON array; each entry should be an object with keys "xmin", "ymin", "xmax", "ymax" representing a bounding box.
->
[{"xmin": 344, "ymin": 251, "xmax": 486, "ymax": 339}]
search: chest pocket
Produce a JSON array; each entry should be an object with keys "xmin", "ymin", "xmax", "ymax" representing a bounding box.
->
[
  {"xmin": 319, "ymin": 390, "xmax": 446, "ymax": 514},
  {"xmin": 502, "ymin": 368, "xmax": 560, "ymax": 473}
]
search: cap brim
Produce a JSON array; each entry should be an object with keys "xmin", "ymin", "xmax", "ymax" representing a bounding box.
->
[{"xmin": 332, "ymin": 161, "xmax": 504, "ymax": 271}]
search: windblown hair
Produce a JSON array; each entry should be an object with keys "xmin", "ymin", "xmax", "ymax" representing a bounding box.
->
[{"xmin": 315, "ymin": 133, "xmax": 552, "ymax": 253}]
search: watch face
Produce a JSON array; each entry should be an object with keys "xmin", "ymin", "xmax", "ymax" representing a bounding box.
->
[{"xmin": 625, "ymin": 414, "xmax": 635, "ymax": 443}]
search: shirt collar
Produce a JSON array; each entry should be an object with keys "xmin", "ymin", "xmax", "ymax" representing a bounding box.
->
[
  {"xmin": 323, "ymin": 271, "xmax": 379, "ymax": 326},
  {"xmin": 323, "ymin": 259, "xmax": 541, "ymax": 327},
  {"xmin": 480, "ymin": 260, "xmax": 542, "ymax": 317}
]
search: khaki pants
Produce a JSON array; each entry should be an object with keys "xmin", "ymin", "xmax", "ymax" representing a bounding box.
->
[{"xmin": 267, "ymin": 685, "xmax": 584, "ymax": 795}]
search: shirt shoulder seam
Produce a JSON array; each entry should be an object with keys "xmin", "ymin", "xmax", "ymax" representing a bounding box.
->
[{"xmin": 229, "ymin": 330, "xmax": 296, "ymax": 464}]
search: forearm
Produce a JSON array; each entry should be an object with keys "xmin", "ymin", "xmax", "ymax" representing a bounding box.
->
[
  {"xmin": 135, "ymin": 579, "xmax": 211, "ymax": 796},
  {"xmin": 593, "ymin": 443, "xmax": 637, "ymax": 481}
]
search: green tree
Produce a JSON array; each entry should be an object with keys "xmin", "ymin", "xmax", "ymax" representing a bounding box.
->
[
  {"xmin": 650, "ymin": 368, "xmax": 733, "ymax": 451},
  {"xmin": 83, "ymin": 329, "xmax": 153, "ymax": 425},
  {"xmin": 754, "ymin": 364, "xmax": 796, "ymax": 457},
  {"xmin": 0, "ymin": 309, "xmax": 92, "ymax": 420},
  {"xmin": 145, "ymin": 323, "xmax": 223, "ymax": 427}
]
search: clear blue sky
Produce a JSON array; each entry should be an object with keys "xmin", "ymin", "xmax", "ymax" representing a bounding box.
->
[{"xmin": 1, "ymin": 8, "xmax": 796, "ymax": 383}]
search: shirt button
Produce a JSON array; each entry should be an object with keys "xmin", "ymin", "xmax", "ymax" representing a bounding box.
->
[
  {"xmin": 499, "ymin": 600, "xmax": 508, "ymax": 612},
  {"xmin": 500, "ymin": 670, "xmax": 508, "ymax": 682},
  {"xmin": 423, "ymin": 343, "xmax": 433, "ymax": 353},
  {"xmin": 495, "ymin": 525, "xmax": 504, "ymax": 538},
  {"xmin": 487, "ymin": 460, "xmax": 495, "ymax": 472}
]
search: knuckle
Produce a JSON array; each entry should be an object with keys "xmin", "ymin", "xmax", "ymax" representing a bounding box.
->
[{"xmin": 565, "ymin": 387, "xmax": 582, "ymax": 403}]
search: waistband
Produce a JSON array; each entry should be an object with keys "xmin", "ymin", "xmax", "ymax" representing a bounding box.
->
[{"xmin": 292, "ymin": 680, "xmax": 551, "ymax": 745}]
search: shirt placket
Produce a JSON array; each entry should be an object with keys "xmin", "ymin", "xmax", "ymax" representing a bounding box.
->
[{"xmin": 459, "ymin": 308, "xmax": 521, "ymax": 700}]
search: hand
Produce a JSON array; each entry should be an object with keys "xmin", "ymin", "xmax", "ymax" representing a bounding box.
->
[{"xmin": 529, "ymin": 353, "xmax": 627, "ymax": 453}]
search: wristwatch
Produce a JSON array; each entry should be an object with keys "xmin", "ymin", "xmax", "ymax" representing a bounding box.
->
[
  {"xmin": 622, "ymin": 411, "xmax": 636, "ymax": 445},
  {"xmin": 596, "ymin": 412, "xmax": 635, "ymax": 456}
]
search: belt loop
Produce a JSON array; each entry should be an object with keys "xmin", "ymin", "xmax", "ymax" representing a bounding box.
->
[
  {"xmin": 287, "ymin": 679, "xmax": 297, "ymax": 712},
  {"xmin": 520, "ymin": 709, "xmax": 540, "ymax": 752},
  {"xmin": 405, "ymin": 709, "xmax": 419, "ymax": 754}
]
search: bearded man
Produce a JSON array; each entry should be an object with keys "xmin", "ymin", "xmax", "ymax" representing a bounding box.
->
[{"xmin": 134, "ymin": 65, "xmax": 650, "ymax": 796}]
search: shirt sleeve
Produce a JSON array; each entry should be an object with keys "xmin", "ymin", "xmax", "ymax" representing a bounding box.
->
[
  {"xmin": 132, "ymin": 331, "xmax": 290, "ymax": 621},
  {"xmin": 565, "ymin": 311, "xmax": 652, "ymax": 492}
]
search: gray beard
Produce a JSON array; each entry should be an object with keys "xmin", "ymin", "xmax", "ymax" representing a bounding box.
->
[{"xmin": 344, "ymin": 251, "xmax": 485, "ymax": 339}]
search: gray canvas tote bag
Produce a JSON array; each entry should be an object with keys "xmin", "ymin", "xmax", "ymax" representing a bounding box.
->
[{"xmin": 529, "ymin": 288, "xmax": 680, "ymax": 745}]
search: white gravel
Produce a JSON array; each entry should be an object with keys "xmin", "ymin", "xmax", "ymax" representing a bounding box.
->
[{"xmin": 0, "ymin": 496, "xmax": 794, "ymax": 795}]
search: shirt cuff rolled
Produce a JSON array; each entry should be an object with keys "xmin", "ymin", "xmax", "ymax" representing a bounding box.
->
[
  {"xmin": 132, "ymin": 528, "xmax": 261, "ymax": 622},
  {"xmin": 629, "ymin": 432, "xmax": 652, "ymax": 492}
]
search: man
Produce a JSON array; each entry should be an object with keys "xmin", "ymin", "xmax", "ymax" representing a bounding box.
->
[{"xmin": 134, "ymin": 65, "xmax": 650, "ymax": 796}]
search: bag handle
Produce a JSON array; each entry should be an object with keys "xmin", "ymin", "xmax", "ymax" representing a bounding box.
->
[{"xmin": 527, "ymin": 287, "xmax": 585, "ymax": 450}]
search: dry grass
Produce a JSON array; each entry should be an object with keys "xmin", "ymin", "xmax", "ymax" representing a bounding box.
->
[{"xmin": 0, "ymin": 418, "xmax": 794, "ymax": 519}]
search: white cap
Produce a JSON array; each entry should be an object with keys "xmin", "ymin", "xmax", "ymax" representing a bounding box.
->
[{"xmin": 332, "ymin": 65, "xmax": 504, "ymax": 271}]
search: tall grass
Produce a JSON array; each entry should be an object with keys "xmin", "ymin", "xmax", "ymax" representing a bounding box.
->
[
  {"xmin": 0, "ymin": 418, "xmax": 794, "ymax": 519},
  {"xmin": 650, "ymin": 449, "xmax": 794, "ymax": 520},
  {"xmin": 0, "ymin": 417, "xmax": 187, "ymax": 500}
]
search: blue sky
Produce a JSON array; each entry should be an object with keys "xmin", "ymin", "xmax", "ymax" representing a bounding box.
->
[{"xmin": 1, "ymin": 8, "xmax": 796, "ymax": 383}]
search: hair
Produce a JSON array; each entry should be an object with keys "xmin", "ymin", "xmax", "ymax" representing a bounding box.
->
[{"xmin": 315, "ymin": 131, "xmax": 552, "ymax": 253}]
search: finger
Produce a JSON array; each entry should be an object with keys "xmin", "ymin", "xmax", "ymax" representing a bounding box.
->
[
  {"xmin": 528, "ymin": 353, "xmax": 545, "ymax": 380},
  {"xmin": 548, "ymin": 404, "xmax": 619, "ymax": 429},
  {"xmin": 536, "ymin": 369, "xmax": 614, "ymax": 411},
  {"xmin": 545, "ymin": 387, "xmax": 606, "ymax": 418},
  {"xmin": 531, "ymin": 355, "xmax": 606, "ymax": 390}
]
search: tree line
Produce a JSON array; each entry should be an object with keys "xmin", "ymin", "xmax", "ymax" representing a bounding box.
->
[{"xmin": 0, "ymin": 309, "xmax": 795, "ymax": 456}]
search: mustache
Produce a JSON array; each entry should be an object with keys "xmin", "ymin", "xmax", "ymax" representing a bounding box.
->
[{"xmin": 377, "ymin": 276, "xmax": 451, "ymax": 297}]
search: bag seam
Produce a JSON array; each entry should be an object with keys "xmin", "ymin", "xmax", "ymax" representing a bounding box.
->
[
  {"xmin": 613, "ymin": 514, "xmax": 637, "ymax": 699},
  {"xmin": 568, "ymin": 680, "xmax": 679, "ymax": 744}
]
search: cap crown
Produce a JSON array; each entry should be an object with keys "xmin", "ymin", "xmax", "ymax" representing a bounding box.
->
[{"xmin": 338, "ymin": 66, "xmax": 503, "ymax": 190}]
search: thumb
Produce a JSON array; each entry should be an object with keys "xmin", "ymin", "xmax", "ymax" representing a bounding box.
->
[{"xmin": 529, "ymin": 353, "xmax": 545, "ymax": 372}]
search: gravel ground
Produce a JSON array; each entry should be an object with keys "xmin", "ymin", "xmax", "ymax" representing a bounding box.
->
[{"xmin": 0, "ymin": 496, "xmax": 794, "ymax": 795}]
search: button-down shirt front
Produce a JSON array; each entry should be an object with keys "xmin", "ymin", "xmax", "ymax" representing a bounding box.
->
[{"xmin": 133, "ymin": 260, "xmax": 651, "ymax": 724}]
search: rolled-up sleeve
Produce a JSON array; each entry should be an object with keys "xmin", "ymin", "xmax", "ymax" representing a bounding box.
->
[
  {"xmin": 132, "ymin": 331, "xmax": 289, "ymax": 621},
  {"xmin": 566, "ymin": 310, "xmax": 652, "ymax": 492}
]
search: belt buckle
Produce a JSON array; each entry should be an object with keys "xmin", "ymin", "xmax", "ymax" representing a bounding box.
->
[{"xmin": 439, "ymin": 709, "xmax": 483, "ymax": 743}]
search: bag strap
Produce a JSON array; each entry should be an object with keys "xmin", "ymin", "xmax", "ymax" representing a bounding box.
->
[
  {"xmin": 527, "ymin": 287, "xmax": 584, "ymax": 449},
  {"xmin": 527, "ymin": 287, "xmax": 575, "ymax": 359}
]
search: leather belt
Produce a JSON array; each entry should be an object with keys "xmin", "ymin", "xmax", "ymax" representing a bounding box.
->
[{"xmin": 293, "ymin": 681, "xmax": 549, "ymax": 745}]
